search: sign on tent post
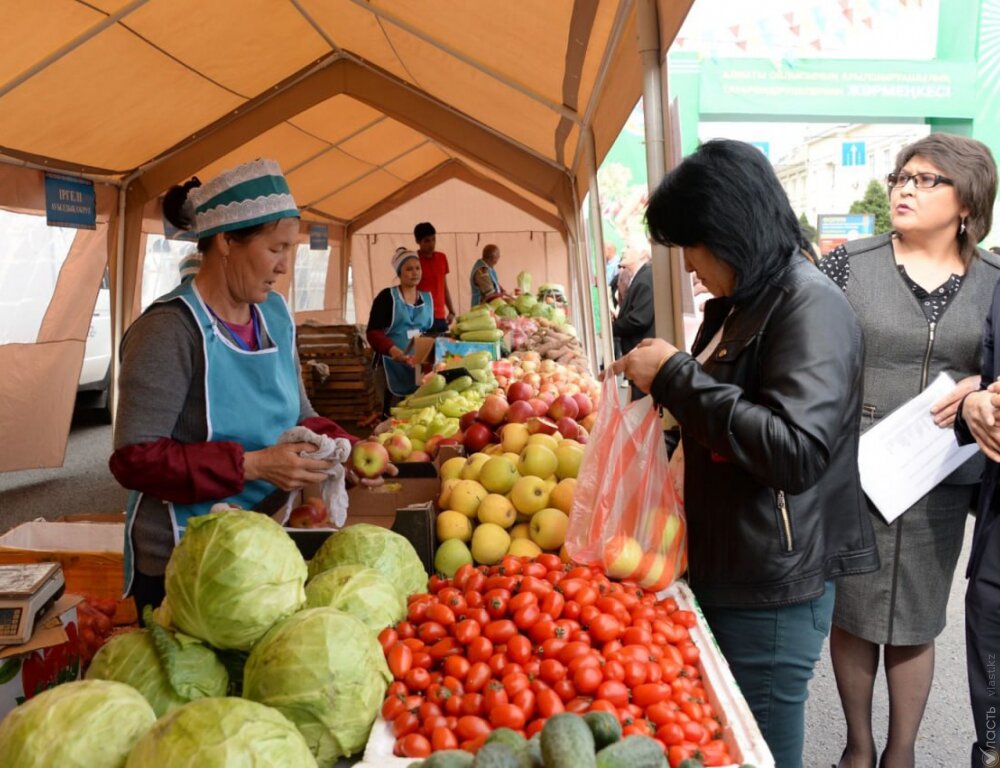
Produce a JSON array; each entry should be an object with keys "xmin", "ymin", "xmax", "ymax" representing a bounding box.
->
[{"xmin": 44, "ymin": 174, "xmax": 95, "ymax": 230}]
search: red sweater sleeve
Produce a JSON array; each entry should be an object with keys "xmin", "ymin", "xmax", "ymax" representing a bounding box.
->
[
  {"xmin": 300, "ymin": 416, "xmax": 359, "ymax": 445},
  {"xmin": 366, "ymin": 328, "xmax": 395, "ymax": 356},
  {"xmin": 109, "ymin": 438, "xmax": 245, "ymax": 504}
]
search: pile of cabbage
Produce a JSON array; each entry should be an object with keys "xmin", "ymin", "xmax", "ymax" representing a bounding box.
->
[{"xmin": 0, "ymin": 510, "xmax": 427, "ymax": 768}]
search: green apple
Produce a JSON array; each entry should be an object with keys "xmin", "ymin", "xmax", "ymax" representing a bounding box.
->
[
  {"xmin": 479, "ymin": 457, "xmax": 519, "ymax": 494},
  {"xmin": 435, "ymin": 538, "xmax": 473, "ymax": 577},
  {"xmin": 478, "ymin": 493, "xmax": 517, "ymax": 528},
  {"xmin": 509, "ymin": 475, "xmax": 551, "ymax": 516},
  {"xmin": 529, "ymin": 507, "xmax": 570, "ymax": 550},
  {"xmin": 517, "ymin": 444, "xmax": 558, "ymax": 479},
  {"xmin": 448, "ymin": 479, "xmax": 487, "ymax": 517}
]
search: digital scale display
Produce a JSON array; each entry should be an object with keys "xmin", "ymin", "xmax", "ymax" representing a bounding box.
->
[{"xmin": 0, "ymin": 563, "xmax": 65, "ymax": 645}]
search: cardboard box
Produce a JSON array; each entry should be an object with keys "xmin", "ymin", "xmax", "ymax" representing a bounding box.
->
[
  {"xmin": 433, "ymin": 338, "xmax": 502, "ymax": 363},
  {"xmin": 405, "ymin": 336, "xmax": 437, "ymax": 386},
  {"xmin": 0, "ymin": 594, "xmax": 82, "ymax": 720}
]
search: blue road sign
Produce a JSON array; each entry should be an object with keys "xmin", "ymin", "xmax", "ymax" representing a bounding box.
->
[{"xmin": 842, "ymin": 141, "xmax": 866, "ymax": 166}]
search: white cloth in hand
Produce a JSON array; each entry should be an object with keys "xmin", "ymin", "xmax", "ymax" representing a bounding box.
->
[{"xmin": 277, "ymin": 426, "xmax": 352, "ymax": 527}]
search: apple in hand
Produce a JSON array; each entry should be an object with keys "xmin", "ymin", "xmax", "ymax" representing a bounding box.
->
[
  {"xmin": 288, "ymin": 503, "xmax": 328, "ymax": 528},
  {"xmin": 386, "ymin": 433, "xmax": 413, "ymax": 463},
  {"xmin": 351, "ymin": 441, "xmax": 391, "ymax": 479}
]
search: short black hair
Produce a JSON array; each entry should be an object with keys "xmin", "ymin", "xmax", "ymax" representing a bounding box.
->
[
  {"xmin": 645, "ymin": 139, "xmax": 802, "ymax": 302},
  {"xmin": 414, "ymin": 222, "xmax": 436, "ymax": 241}
]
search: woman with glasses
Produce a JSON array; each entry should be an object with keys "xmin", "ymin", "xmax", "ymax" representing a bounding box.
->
[
  {"xmin": 609, "ymin": 139, "xmax": 879, "ymax": 768},
  {"xmin": 818, "ymin": 133, "xmax": 1000, "ymax": 768}
]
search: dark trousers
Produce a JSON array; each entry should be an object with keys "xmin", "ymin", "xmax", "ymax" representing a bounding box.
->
[
  {"xmin": 699, "ymin": 583, "xmax": 834, "ymax": 768},
  {"xmin": 966, "ymin": 512, "xmax": 1000, "ymax": 767},
  {"xmin": 128, "ymin": 569, "xmax": 166, "ymax": 625},
  {"xmin": 430, "ymin": 318, "xmax": 449, "ymax": 333}
]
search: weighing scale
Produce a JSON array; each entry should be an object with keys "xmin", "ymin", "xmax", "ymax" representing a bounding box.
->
[{"xmin": 0, "ymin": 563, "xmax": 66, "ymax": 646}]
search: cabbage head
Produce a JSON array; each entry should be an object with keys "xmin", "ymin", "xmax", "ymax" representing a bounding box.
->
[
  {"xmin": 125, "ymin": 697, "xmax": 316, "ymax": 767},
  {"xmin": 0, "ymin": 679, "xmax": 155, "ymax": 768},
  {"xmin": 243, "ymin": 607, "xmax": 392, "ymax": 766},
  {"xmin": 166, "ymin": 510, "xmax": 307, "ymax": 650},
  {"xmin": 307, "ymin": 523, "xmax": 427, "ymax": 597},
  {"xmin": 304, "ymin": 564, "xmax": 405, "ymax": 631},
  {"xmin": 85, "ymin": 625, "xmax": 228, "ymax": 717}
]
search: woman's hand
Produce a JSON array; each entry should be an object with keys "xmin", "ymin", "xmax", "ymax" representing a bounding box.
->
[
  {"xmin": 390, "ymin": 347, "xmax": 416, "ymax": 367},
  {"xmin": 960, "ymin": 386, "xmax": 1000, "ymax": 461},
  {"xmin": 931, "ymin": 374, "xmax": 981, "ymax": 427},
  {"xmin": 605, "ymin": 338, "xmax": 679, "ymax": 394},
  {"xmin": 244, "ymin": 442, "xmax": 336, "ymax": 491}
]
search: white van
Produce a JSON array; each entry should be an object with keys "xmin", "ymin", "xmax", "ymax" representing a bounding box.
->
[{"xmin": 77, "ymin": 266, "xmax": 112, "ymax": 416}]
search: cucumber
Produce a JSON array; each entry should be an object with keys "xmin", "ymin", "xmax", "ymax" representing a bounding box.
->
[
  {"xmin": 472, "ymin": 741, "xmax": 521, "ymax": 768},
  {"xmin": 583, "ymin": 711, "xmax": 622, "ymax": 751},
  {"xmin": 596, "ymin": 735, "xmax": 668, "ymax": 768},
  {"xmin": 445, "ymin": 375, "xmax": 473, "ymax": 392},
  {"xmin": 468, "ymin": 368, "xmax": 490, "ymax": 383},
  {"xmin": 459, "ymin": 307, "xmax": 491, "ymax": 321},
  {"xmin": 457, "ymin": 316, "xmax": 498, "ymax": 333},
  {"xmin": 460, "ymin": 329, "xmax": 504, "ymax": 342},
  {"xmin": 461, "ymin": 351, "xmax": 492, "ymax": 370},
  {"xmin": 541, "ymin": 713, "xmax": 596, "ymax": 768},
  {"xmin": 419, "ymin": 750, "xmax": 476, "ymax": 768},
  {"xmin": 413, "ymin": 373, "xmax": 447, "ymax": 398}
]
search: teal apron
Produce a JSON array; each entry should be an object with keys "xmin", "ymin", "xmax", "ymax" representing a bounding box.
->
[
  {"xmin": 470, "ymin": 258, "xmax": 500, "ymax": 307},
  {"xmin": 383, "ymin": 287, "xmax": 433, "ymax": 397},
  {"xmin": 123, "ymin": 281, "xmax": 300, "ymax": 594}
]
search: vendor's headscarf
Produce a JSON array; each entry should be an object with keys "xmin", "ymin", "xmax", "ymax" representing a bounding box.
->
[
  {"xmin": 186, "ymin": 158, "xmax": 298, "ymax": 238},
  {"xmin": 392, "ymin": 247, "xmax": 419, "ymax": 275}
]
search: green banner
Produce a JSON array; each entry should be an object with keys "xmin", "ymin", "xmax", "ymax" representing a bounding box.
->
[{"xmin": 699, "ymin": 58, "xmax": 977, "ymax": 119}]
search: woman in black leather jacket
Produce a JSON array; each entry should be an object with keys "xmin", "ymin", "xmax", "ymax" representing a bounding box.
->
[{"xmin": 609, "ymin": 139, "xmax": 879, "ymax": 768}]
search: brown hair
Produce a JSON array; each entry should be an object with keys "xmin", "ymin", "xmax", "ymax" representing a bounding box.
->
[{"xmin": 893, "ymin": 133, "xmax": 997, "ymax": 262}]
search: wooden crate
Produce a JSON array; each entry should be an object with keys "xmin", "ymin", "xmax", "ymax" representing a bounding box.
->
[
  {"xmin": 297, "ymin": 324, "xmax": 364, "ymax": 359},
  {"xmin": 297, "ymin": 323, "xmax": 379, "ymax": 421}
]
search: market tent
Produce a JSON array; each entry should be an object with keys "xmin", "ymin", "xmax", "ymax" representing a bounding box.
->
[{"xmin": 0, "ymin": 0, "xmax": 693, "ymax": 471}]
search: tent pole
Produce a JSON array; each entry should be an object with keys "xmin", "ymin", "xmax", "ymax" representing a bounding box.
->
[
  {"xmin": 636, "ymin": 0, "xmax": 681, "ymax": 347},
  {"xmin": 583, "ymin": 129, "xmax": 615, "ymax": 374},
  {"xmin": 110, "ymin": 179, "xmax": 129, "ymax": 424},
  {"xmin": 570, "ymin": 187, "xmax": 598, "ymax": 375}
]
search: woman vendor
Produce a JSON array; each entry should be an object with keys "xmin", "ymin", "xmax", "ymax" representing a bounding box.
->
[{"xmin": 110, "ymin": 158, "xmax": 357, "ymax": 614}]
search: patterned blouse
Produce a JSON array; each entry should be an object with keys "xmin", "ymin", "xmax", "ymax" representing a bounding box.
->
[{"xmin": 819, "ymin": 243, "xmax": 964, "ymax": 323}]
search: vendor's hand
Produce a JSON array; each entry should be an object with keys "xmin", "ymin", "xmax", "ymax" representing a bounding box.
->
[
  {"xmin": 604, "ymin": 338, "xmax": 679, "ymax": 394},
  {"xmin": 447, "ymin": 311, "xmax": 456, "ymax": 324},
  {"xmin": 244, "ymin": 442, "xmax": 336, "ymax": 491},
  {"xmin": 931, "ymin": 374, "xmax": 981, "ymax": 427},
  {"xmin": 346, "ymin": 460, "xmax": 399, "ymax": 488},
  {"xmin": 961, "ymin": 388, "xmax": 1000, "ymax": 461}
]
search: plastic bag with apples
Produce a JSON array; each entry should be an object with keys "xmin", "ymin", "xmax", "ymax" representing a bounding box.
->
[{"xmin": 565, "ymin": 375, "xmax": 686, "ymax": 592}]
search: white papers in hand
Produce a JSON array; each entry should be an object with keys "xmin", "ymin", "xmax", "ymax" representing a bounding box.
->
[{"xmin": 858, "ymin": 372, "xmax": 980, "ymax": 524}]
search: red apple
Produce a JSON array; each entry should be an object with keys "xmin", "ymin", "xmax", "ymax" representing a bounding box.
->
[
  {"xmin": 478, "ymin": 394, "xmax": 510, "ymax": 427},
  {"xmin": 528, "ymin": 398, "xmax": 550, "ymax": 417},
  {"xmin": 288, "ymin": 503, "xmax": 328, "ymax": 528},
  {"xmin": 572, "ymin": 393, "xmax": 593, "ymax": 419},
  {"xmin": 459, "ymin": 411, "xmax": 480, "ymax": 432},
  {"xmin": 538, "ymin": 391, "xmax": 557, "ymax": 406},
  {"xmin": 424, "ymin": 435, "xmax": 443, "ymax": 458},
  {"xmin": 527, "ymin": 416, "xmax": 559, "ymax": 436},
  {"xmin": 463, "ymin": 422, "xmax": 494, "ymax": 453},
  {"xmin": 547, "ymin": 395, "xmax": 579, "ymax": 421},
  {"xmin": 506, "ymin": 400, "xmax": 535, "ymax": 424},
  {"xmin": 556, "ymin": 416, "xmax": 581, "ymax": 439},
  {"xmin": 406, "ymin": 450, "xmax": 432, "ymax": 462},
  {"xmin": 507, "ymin": 381, "xmax": 534, "ymax": 403},
  {"xmin": 304, "ymin": 496, "xmax": 327, "ymax": 516},
  {"xmin": 351, "ymin": 441, "xmax": 390, "ymax": 479}
]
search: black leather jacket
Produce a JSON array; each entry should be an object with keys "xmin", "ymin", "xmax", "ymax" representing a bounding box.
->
[{"xmin": 653, "ymin": 255, "xmax": 879, "ymax": 608}]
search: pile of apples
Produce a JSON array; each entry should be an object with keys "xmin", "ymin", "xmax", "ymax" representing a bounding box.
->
[{"xmin": 433, "ymin": 432, "xmax": 585, "ymax": 576}]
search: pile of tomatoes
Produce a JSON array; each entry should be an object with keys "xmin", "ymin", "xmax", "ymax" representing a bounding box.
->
[
  {"xmin": 77, "ymin": 596, "xmax": 117, "ymax": 667},
  {"xmin": 377, "ymin": 555, "xmax": 733, "ymax": 768}
]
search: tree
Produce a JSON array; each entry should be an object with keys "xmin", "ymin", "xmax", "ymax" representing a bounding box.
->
[
  {"xmin": 849, "ymin": 179, "xmax": 892, "ymax": 234},
  {"xmin": 798, "ymin": 212, "xmax": 818, "ymax": 243}
]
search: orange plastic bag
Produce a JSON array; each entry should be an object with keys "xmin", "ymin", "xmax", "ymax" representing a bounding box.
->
[{"xmin": 566, "ymin": 375, "xmax": 686, "ymax": 591}]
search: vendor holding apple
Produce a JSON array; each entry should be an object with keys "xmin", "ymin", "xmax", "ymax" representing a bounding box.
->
[
  {"xmin": 365, "ymin": 247, "xmax": 435, "ymax": 405},
  {"xmin": 110, "ymin": 159, "xmax": 360, "ymax": 615},
  {"xmin": 607, "ymin": 140, "xmax": 878, "ymax": 768}
]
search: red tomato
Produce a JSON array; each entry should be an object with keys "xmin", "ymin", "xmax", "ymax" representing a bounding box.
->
[
  {"xmin": 539, "ymin": 637, "xmax": 567, "ymax": 660},
  {"xmin": 486, "ymin": 594, "xmax": 509, "ymax": 620},
  {"xmin": 645, "ymin": 662, "xmax": 663, "ymax": 684},
  {"xmin": 459, "ymin": 693, "xmax": 484, "ymax": 717},
  {"xmin": 588, "ymin": 698, "xmax": 619, "ymax": 716},
  {"xmin": 490, "ymin": 703, "xmax": 526, "ymax": 730},
  {"xmin": 412, "ymin": 650, "xmax": 433, "ymax": 670},
  {"xmin": 537, "ymin": 687, "xmax": 565, "ymax": 718},
  {"xmin": 513, "ymin": 604, "xmax": 541, "ymax": 630},
  {"xmin": 509, "ymin": 592, "xmax": 538, "ymax": 612},
  {"xmin": 454, "ymin": 563, "xmax": 476, "ymax": 590},
  {"xmin": 387, "ymin": 681, "xmax": 407, "ymax": 698},
  {"xmin": 526, "ymin": 718, "xmax": 546, "ymax": 738},
  {"xmin": 632, "ymin": 683, "xmax": 671, "ymax": 708},
  {"xmin": 700, "ymin": 739, "xmax": 731, "ymax": 766},
  {"xmin": 540, "ymin": 591, "xmax": 565, "ymax": 619},
  {"xmin": 575, "ymin": 585, "xmax": 599, "ymax": 607},
  {"xmin": 671, "ymin": 610, "xmax": 697, "ymax": 628},
  {"xmin": 387, "ymin": 643, "xmax": 413, "ymax": 680},
  {"xmin": 553, "ymin": 679, "xmax": 576, "ymax": 703},
  {"xmin": 418, "ymin": 702, "xmax": 443, "ymax": 721},
  {"xmin": 418, "ymin": 622, "xmax": 447, "ymax": 645},
  {"xmin": 502, "ymin": 672, "xmax": 531, "ymax": 698},
  {"xmin": 679, "ymin": 642, "xmax": 700, "ymax": 665},
  {"xmin": 483, "ymin": 680, "xmax": 508, "ymax": 711},
  {"xmin": 381, "ymin": 694, "xmax": 407, "ymax": 721},
  {"xmin": 558, "ymin": 641, "xmax": 592, "ymax": 666},
  {"xmin": 623, "ymin": 659, "xmax": 648, "ymax": 688},
  {"xmin": 595, "ymin": 680, "xmax": 629, "ymax": 708},
  {"xmin": 602, "ymin": 659, "xmax": 625, "ymax": 682},
  {"xmin": 539, "ymin": 659, "xmax": 567, "ymax": 685},
  {"xmin": 431, "ymin": 726, "xmax": 458, "ymax": 751},
  {"xmin": 488, "ymin": 653, "xmax": 509, "ymax": 677},
  {"xmin": 528, "ymin": 619, "xmax": 556, "ymax": 644},
  {"xmin": 429, "ymin": 638, "xmax": 462, "ymax": 660},
  {"xmin": 465, "ymin": 662, "xmax": 491, "ymax": 692},
  {"xmin": 499, "ymin": 555, "xmax": 523, "ymax": 575},
  {"xmin": 682, "ymin": 720, "xmax": 709, "ymax": 745},
  {"xmin": 455, "ymin": 715, "xmax": 492, "ymax": 740},
  {"xmin": 467, "ymin": 636, "xmax": 494, "ymax": 663},
  {"xmin": 656, "ymin": 722, "xmax": 685, "ymax": 745},
  {"xmin": 405, "ymin": 668, "xmax": 430, "ymax": 691},
  {"xmin": 523, "ymin": 561, "xmax": 547, "ymax": 579},
  {"xmin": 443, "ymin": 655, "xmax": 470, "ymax": 680},
  {"xmin": 426, "ymin": 603, "xmax": 456, "ymax": 626},
  {"xmin": 537, "ymin": 553, "xmax": 562, "ymax": 571},
  {"xmin": 573, "ymin": 666, "xmax": 603, "ymax": 695},
  {"xmin": 562, "ymin": 601, "xmax": 582, "ymax": 621},
  {"xmin": 396, "ymin": 732, "xmax": 431, "ymax": 757},
  {"xmin": 567, "ymin": 697, "xmax": 593, "ymax": 714},
  {"xmin": 506, "ymin": 634, "xmax": 533, "ymax": 665},
  {"xmin": 393, "ymin": 712, "xmax": 420, "ymax": 738},
  {"xmin": 484, "ymin": 620, "xmax": 518, "ymax": 644},
  {"xmin": 647, "ymin": 701, "xmax": 678, "ymax": 726},
  {"xmin": 378, "ymin": 627, "xmax": 399, "ymax": 653},
  {"xmin": 465, "ymin": 590, "xmax": 485, "ymax": 609},
  {"xmin": 402, "ymin": 638, "xmax": 425, "ymax": 651},
  {"xmin": 622, "ymin": 626, "xmax": 652, "ymax": 647}
]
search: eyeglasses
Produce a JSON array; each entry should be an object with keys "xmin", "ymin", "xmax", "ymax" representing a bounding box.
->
[{"xmin": 886, "ymin": 170, "xmax": 954, "ymax": 190}]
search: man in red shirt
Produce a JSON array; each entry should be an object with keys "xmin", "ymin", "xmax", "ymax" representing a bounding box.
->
[{"xmin": 414, "ymin": 221, "xmax": 456, "ymax": 332}]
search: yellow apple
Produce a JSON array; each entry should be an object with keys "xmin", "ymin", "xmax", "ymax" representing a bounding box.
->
[
  {"xmin": 508, "ymin": 538, "xmax": 542, "ymax": 558},
  {"xmin": 518, "ymin": 444, "xmax": 558, "ymax": 479},
  {"xmin": 437, "ymin": 509, "xmax": 473, "ymax": 542},
  {"xmin": 438, "ymin": 477, "xmax": 461, "ymax": 509},
  {"xmin": 483, "ymin": 443, "xmax": 505, "ymax": 456},
  {"xmin": 479, "ymin": 457, "xmax": 519, "ymax": 495},
  {"xmin": 559, "ymin": 544, "xmax": 573, "ymax": 564},
  {"xmin": 549, "ymin": 478, "xmax": 576, "ymax": 514},
  {"xmin": 527, "ymin": 433, "xmax": 560, "ymax": 453},
  {"xmin": 500, "ymin": 423, "xmax": 531, "ymax": 454},
  {"xmin": 449, "ymin": 479, "xmax": 487, "ymax": 517},
  {"xmin": 603, "ymin": 534, "xmax": 643, "ymax": 579},
  {"xmin": 510, "ymin": 476, "xmax": 551, "ymax": 516},
  {"xmin": 554, "ymin": 445, "xmax": 583, "ymax": 480},
  {"xmin": 460, "ymin": 452, "xmax": 492, "ymax": 481},
  {"xmin": 478, "ymin": 493, "xmax": 517, "ymax": 528},
  {"xmin": 510, "ymin": 522, "xmax": 532, "ymax": 540},
  {"xmin": 471, "ymin": 523, "xmax": 511, "ymax": 565},
  {"xmin": 660, "ymin": 513, "xmax": 682, "ymax": 551},
  {"xmin": 435, "ymin": 538, "xmax": 473, "ymax": 577},
  {"xmin": 440, "ymin": 456, "xmax": 467, "ymax": 482},
  {"xmin": 529, "ymin": 508, "xmax": 569, "ymax": 550},
  {"xmin": 557, "ymin": 438, "xmax": 582, "ymax": 450}
]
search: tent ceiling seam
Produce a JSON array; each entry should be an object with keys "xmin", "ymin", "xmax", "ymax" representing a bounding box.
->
[
  {"xmin": 303, "ymin": 140, "xmax": 424, "ymax": 208},
  {"xmin": 301, "ymin": 206, "xmax": 348, "ymax": 225},
  {"xmin": 351, "ymin": 0, "xmax": 583, "ymax": 126},
  {"xmin": 289, "ymin": 0, "xmax": 344, "ymax": 54},
  {"xmin": 284, "ymin": 116, "xmax": 388, "ymax": 174},
  {"xmin": 0, "ymin": 0, "xmax": 152, "ymax": 100},
  {"xmin": 372, "ymin": 16, "xmax": 426, "ymax": 92}
]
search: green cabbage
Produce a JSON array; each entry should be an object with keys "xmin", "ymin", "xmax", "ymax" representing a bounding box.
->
[
  {"xmin": 165, "ymin": 510, "xmax": 307, "ymax": 650},
  {"xmin": 305, "ymin": 564, "xmax": 405, "ymax": 631},
  {"xmin": 0, "ymin": 679, "xmax": 155, "ymax": 767},
  {"xmin": 307, "ymin": 523, "xmax": 427, "ymax": 596},
  {"xmin": 125, "ymin": 697, "xmax": 316, "ymax": 767},
  {"xmin": 85, "ymin": 624, "xmax": 228, "ymax": 717},
  {"xmin": 243, "ymin": 608, "xmax": 392, "ymax": 765}
]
